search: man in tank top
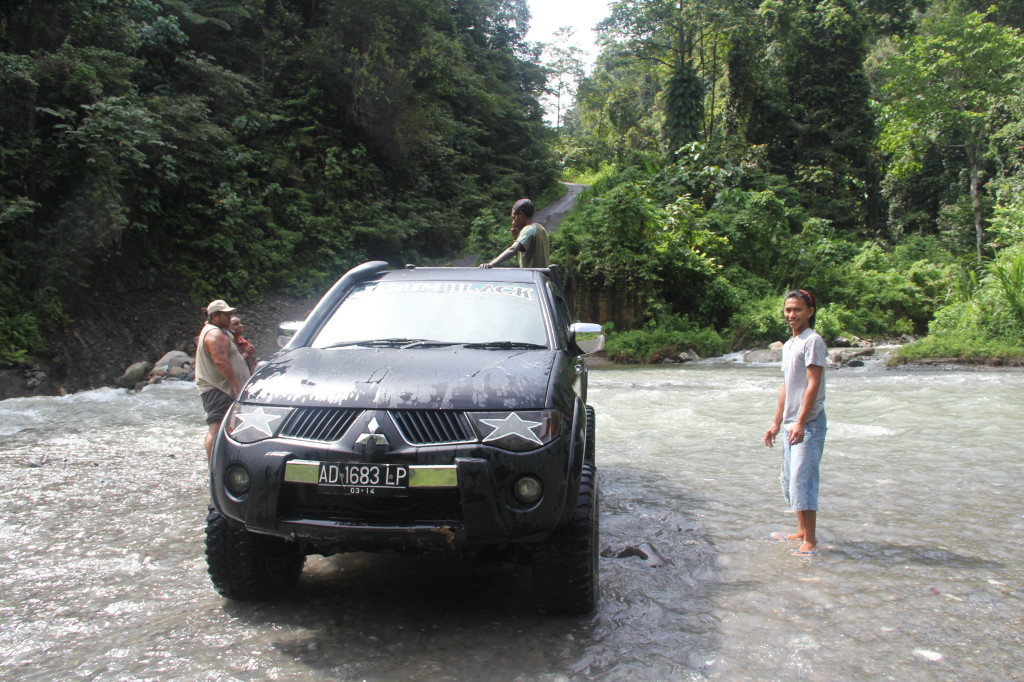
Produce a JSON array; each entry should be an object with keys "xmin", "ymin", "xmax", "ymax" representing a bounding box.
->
[{"xmin": 195, "ymin": 299, "xmax": 251, "ymax": 461}]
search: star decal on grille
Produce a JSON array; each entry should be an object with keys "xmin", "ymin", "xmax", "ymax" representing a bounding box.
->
[
  {"xmin": 233, "ymin": 406, "xmax": 284, "ymax": 438},
  {"xmin": 480, "ymin": 413, "xmax": 543, "ymax": 445}
]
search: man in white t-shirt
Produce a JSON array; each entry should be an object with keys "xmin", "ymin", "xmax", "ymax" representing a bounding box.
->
[{"xmin": 763, "ymin": 289, "xmax": 828, "ymax": 555}]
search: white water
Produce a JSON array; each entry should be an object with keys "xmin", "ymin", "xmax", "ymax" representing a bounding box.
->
[{"xmin": 1, "ymin": 363, "xmax": 1022, "ymax": 680}]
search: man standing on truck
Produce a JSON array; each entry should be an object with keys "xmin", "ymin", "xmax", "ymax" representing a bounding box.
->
[
  {"xmin": 196, "ymin": 300, "xmax": 251, "ymax": 461},
  {"xmin": 480, "ymin": 198, "xmax": 549, "ymax": 268}
]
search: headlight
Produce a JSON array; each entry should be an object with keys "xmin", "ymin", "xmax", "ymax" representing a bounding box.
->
[
  {"xmin": 513, "ymin": 475, "xmax": 543, "ymax": 504},
  {"xmin": 225, "ymin": 465, "xmax": 251, "ymax": 494},
  {"xmin": 225, "ymin": 404, "xmax": 293, "ymax": 443},
  {"xmin": 468, "ymin": 410, "xmax": 562, "ymax": 452}
]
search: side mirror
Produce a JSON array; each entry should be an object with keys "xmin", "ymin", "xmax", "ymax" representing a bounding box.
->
[
  {"xmin": 277, "ymin": 321, "xmax": 304, "ymax": 349},
  {"xmin": 570, "ymin": 322, "xmax": 605, "ymax": 355}
]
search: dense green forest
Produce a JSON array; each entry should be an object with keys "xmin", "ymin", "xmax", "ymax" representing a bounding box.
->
[
  {"xmin": 0, "ymin": 0, "xmax": 557, "ymax": 367},
  {"xmin": 551, "ymin": 0, "xmax": 1024, "ymax": 362},
  {"xmin": 1, "ymin": 0, "xmax": 1023, "ymax": 371}
]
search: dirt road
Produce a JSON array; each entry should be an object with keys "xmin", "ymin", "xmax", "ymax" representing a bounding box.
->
[{"xmin": 535, "ymin": 182, "xmax": 588, "ymax": 232}]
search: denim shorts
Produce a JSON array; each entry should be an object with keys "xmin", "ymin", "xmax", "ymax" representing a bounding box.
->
[{"xmin": 780, "ymin": 411, "xmax": 827, "ymax": 511}]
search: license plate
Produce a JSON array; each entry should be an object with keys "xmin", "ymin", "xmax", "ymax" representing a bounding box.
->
[{"xmin": 317, "ymin": 462, "xmax": 409, "ymax": 496}]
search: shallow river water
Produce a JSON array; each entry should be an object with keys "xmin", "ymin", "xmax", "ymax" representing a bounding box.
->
[{"xmin": 1, "ymin": 358, "xmax": 1022, "ymax": 681}]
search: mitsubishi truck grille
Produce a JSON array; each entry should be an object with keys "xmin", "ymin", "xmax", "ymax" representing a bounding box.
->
[
  {"xmin": 279, "ymin": 407, "xmax": 360, "ymax": 442},
  {"xmin": 390, "ymin": 410, "xmax": 476, "ymax": 445}
]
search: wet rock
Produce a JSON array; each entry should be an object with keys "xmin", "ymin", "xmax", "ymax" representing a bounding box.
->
[
  {"xmin": 116, "ymin": 361, "xmax": 152, "ymax": 388},
  {"xmin": 829, "ymin": 347, "xmax": 875, "ymax": 367},
  {"xmin": 654, "ymin": 349, "xmax": 701, "ymax": 363},
  {"xmin": 0, "ymin": 367, "xmax": 60, "ymax": 399},
  {"xmin": 152, "ymin": 350, "xmax": 192, "ymax": 375},
  {"xmin": 600, "ymin": 542, "xmax": 669, "ymax": 567},
  {"xmin": 743, "ymin": 348, "xmax": 781, "ymax": 363},
  {"xmin": 146, "ymin": 351, "xmax": 194, "ymax": 383},
  {"xmin": 25, "ymin": 369, "xmax": 47, "ymax": 388},
  {"xmin": 167, "ymin": 366, "xmax": 193, "ymax": 380}
]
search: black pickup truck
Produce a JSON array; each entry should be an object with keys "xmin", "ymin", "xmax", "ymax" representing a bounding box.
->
[{"xmin": 206, "ymin": 262, "xmax": 603, "ymax": 614}]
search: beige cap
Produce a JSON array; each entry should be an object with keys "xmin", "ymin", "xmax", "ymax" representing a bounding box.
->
[{"xmin": 206, "ymin": 299, "xmax": 236, "ymax": 315}]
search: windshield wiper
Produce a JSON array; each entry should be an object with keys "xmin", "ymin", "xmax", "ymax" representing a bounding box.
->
[
  {"xmin": 461, "ymin": 341, "xmax": 548, "ymax": 350},
  {"xmin": 322, "ymin": 338, "xmax": 454, "ymax": 349},
  {"xmin": 401, "ymin": 340, "xmax": 457, "ymax": 348}
]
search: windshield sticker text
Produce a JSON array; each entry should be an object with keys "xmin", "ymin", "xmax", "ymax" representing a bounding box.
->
[{"xmin": 356, "ymin": 282, "xmax": 535, "ymax": 300}]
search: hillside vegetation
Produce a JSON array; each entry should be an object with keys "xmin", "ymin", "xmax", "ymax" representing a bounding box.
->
[
  {"xmin": 0, "ymin": 0, "xmax": 556, "ymax": 367},
  {"xmin": 550, "ymin": 0, "xmax": 1024, "ymax": 363},
  {"xmin": 2, "ymin": 0, "xmax": 1023, "ymax": 376}
]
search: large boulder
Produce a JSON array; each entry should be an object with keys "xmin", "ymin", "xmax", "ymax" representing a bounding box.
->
[
  {"xmin": 115, "ymin": 361, "xmax": 152, "ymax": 388},
  {"xmin": 829, "ymin": 347, "xmax": 875, "ymax": 367},
  {"xmin": 148, "ymin": 350, "xmax": 195, "ymax": 384},
  {"xmin": 151, "ymin": 351, "xmax": 192, "ymax": 376},
  {"xmin": 743, "ymin": 348, "xmax": 782, "ymax": 363},
  {"xmin": 654, "ymin": 349, "xmax": 701, "ymax": 364}
]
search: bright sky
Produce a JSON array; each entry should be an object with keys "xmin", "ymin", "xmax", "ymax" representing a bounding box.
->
[{"xmin": 525, "ymin": 0, "xmax": 612, "ymax": 72}]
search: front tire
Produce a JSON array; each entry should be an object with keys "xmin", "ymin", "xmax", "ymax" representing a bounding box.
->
[
  {"xmin": 205, "ymin": 506, "xmax": 305, "ymax": 600},
  {"xmin": 533, "ymin": 463, "xmax": 599, "ymax": 615}
]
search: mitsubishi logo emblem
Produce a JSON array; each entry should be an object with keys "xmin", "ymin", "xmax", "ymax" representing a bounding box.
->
[{"xmin": 355, "ymin": 415, "xmax": 389, "ymax": 455}]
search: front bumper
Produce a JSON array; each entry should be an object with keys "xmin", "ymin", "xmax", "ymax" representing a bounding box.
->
[{"xmin": 209, "ymin": 431, "xmax": 581, "ymax": 553}]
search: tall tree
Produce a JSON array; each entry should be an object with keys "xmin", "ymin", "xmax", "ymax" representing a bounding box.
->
[
  {"xmin": 598, "ymin": 0, "xmax": 743, "ymax": 151},
  {"xmin": 736, "ymin": 0, "xmax": 877, "ymax": 233},
  {"xmin": 877, "ymin": 9, "xmax": 1024, "ymax": 262},
  {"xmin": 541, "ymin": 26, "xmax": 587, "ymax": 130}
]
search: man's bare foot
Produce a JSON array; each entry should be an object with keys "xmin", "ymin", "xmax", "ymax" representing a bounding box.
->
[
  {"xmin": 770, "ymin": 531, "xmax": 803, "ymax": 542},
  {"xmin": 796, "ymin": 541, "xmax": 817, "ymax": 553}
]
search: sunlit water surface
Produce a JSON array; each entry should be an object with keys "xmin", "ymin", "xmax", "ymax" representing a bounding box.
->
[{"xmin": 1, "ymin": 360, "xmax": 1022, "ymax": 681}]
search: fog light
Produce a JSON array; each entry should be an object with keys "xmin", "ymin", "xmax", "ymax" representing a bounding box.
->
[
  {"xmin": 225, "ymin": 465, "xmax": 251, "ymax": 494},
  {"xmin": 513, "ymin": 475, "xmax": 543, "ymax": 504}
]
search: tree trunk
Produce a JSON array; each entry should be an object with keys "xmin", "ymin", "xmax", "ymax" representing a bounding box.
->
[{"xmin": 968, "ymin": 144, "xmax": 983, "ymax": 264}]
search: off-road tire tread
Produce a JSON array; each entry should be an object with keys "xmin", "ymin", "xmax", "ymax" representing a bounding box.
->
[
  {"xmin": 534, "ymin": 463, "xmax": 599, "ymax": 615},
  {"xmin": 585, "ymin": 405, "xmax": 596, "ymax": 462},
  {"xmin": 205, "ymin": 506, "xmax": 305, "ymax": 600}
]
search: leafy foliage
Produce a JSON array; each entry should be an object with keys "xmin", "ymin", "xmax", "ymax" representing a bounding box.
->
[
  {"xmin": 662, "ymin": 64, "xmax": 703, "ymax": 159},
  {"xmin": 604, "ymin": 314, "xmax": 727, "ymax": 363},
  {"xmin": 556, "ymin": 0, "xmax": 1024, "ymax": 363},
  {"xmin": 0, "ymin": 0, "xmax": 556, "ymax": 366},
  {"xmin": 875, "ymin": 8, "xmax": 1024, "ymax": 260},
  {"xmin": 3, "ymin": 0, "xmax": 1024, "ymax": 369}
]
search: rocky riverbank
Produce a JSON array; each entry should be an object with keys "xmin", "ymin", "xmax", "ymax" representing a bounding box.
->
[
  {"xmin": 0, "ymin": 293, "xmax": 1013, "ymax": 401},
  {"xmin": 0, "ymin": 294, "xmax": 319, "ymax": 400}
]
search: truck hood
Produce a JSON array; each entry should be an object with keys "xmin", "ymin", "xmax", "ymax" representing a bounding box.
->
[{"xmin": 240, "ymin": 346, "xmax": 558, "ymax": 411}]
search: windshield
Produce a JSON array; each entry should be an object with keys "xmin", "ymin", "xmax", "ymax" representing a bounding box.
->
[{"xmin": 311, "ymin": 280, "xmax": 549, "ymax": 348}]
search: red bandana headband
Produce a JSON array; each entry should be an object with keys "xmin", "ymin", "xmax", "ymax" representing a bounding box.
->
[{"xmin": 799, "ymin": 289, "xmax": 814, "ymax": 307}]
